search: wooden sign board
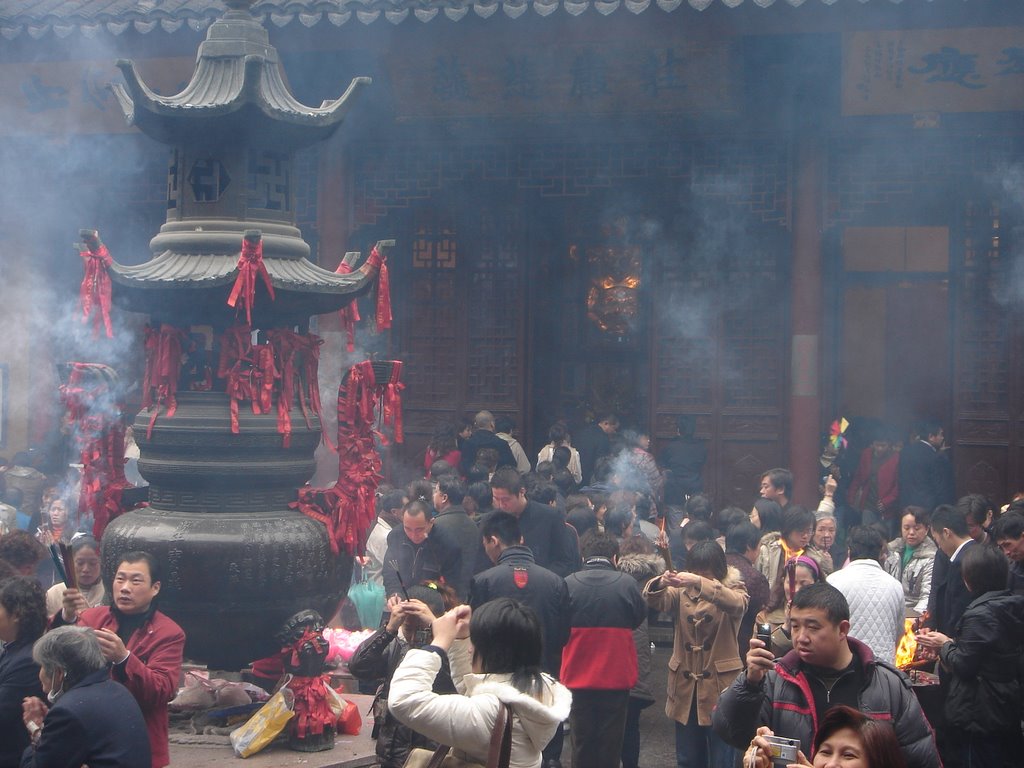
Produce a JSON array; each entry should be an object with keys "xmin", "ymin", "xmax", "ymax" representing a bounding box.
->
[
  {"xmin": 388, "ymin": 39, "xmax": 740, "ymax": 120},
  {"xmin": 843, "ymin": 27, "xmax": 1024, "ymax": 115}
]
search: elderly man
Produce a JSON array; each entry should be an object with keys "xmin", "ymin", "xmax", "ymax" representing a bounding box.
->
[
  {"xmin": 52, "ymin": 551, "xmax": 184, "ymax": 768},
  {"xmin": 21, "ymin": 626, "xmax": 150, "ymax": 768},
  {"xmin": 458, "ymin": 411, "xmax": 516, "ymax": 477}
]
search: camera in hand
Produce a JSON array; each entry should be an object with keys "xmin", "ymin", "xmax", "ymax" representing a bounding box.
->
[
  {"xmin": 755, "ymin": 622, "xmax": 773, "ymax": 655},
  {"xmin": 763, "ymin": 735, "xmax": 800, "ymax": 766}
]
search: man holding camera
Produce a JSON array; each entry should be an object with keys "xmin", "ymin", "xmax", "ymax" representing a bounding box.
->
[{"xmin": 712, "ymin": 582, "xmax": 939, "ymax": 768}]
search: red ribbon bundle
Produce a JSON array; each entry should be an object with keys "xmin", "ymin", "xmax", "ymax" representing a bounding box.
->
[
  {"xmin": 334, "ymin": 260, "xmax": 361, "ymax": 353},
  {"xmin": 141, "ymin": 325, "xmax": 189, "ymax": 439},
  {"xmin": 227, "ymin": 236, "xmax": 275, "ymax": 325},
  {"xmin": 59, "ymin": 364, "xmax": 133, "ymax": 538},
  {"xmin": 367, "ymin": 246, "xmax": 392, "ymax": 332},
  {"xmin": 293, "ymin": 361, "xmax": 408, "ymax": 556},
  {"xmin": 219, "ymin": 331, "xmax": 279, "ymax": 435},
  {"xmin": 267, "ymin": 330, "xmax": 300, "ymax": 448},
  {"xmin": 380, "ymin": 362, "xmax": 404, "ymax": 445},
  {"xmin": 79, "ymin": 242, "xmax": 113, "ymax": 339},
  {"xmin": 288, "ymin": 675, "xmax": 335, "ymax": 739}
]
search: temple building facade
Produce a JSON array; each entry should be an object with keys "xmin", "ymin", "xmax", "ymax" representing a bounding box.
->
[{"xmin": 0, "ymin": 0, "xmax": 1022, "ymax": 507}]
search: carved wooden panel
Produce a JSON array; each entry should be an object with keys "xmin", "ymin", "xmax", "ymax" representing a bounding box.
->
[{"xmin": 953, "ymin": 197, "xmax": 1023, "ymax": 503}]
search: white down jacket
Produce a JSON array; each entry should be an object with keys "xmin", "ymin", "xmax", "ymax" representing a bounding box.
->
[{"xmin": 389, "ymin": 640, "xmax": 572, "ymax": 768}]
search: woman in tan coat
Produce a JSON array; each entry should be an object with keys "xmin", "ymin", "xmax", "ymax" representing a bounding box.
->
[{"xmin": 644, "ymin": 541, "xmax": 748, "ymax": 768}]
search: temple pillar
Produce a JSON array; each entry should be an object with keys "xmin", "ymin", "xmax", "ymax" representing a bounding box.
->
[{"xmin": 789, "ymin": 138, "xmax": 824, "ymax": 506}]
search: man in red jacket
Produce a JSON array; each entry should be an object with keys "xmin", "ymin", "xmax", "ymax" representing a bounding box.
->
[
  {"xmin": 561, "ymin": 532, "xmax": 646, "ymax": 768},
  {"xmin": 56, "ymin": 551, "xmax": 185, "ymax": 768},
  {"xmin": 846, "ymin": 429, "xmax": 900, "ymax": 534}
]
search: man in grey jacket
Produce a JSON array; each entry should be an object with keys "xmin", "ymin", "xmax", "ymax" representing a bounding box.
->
[{"xmin": 712, "ymin": 583, "xmax": 940, "ymax": 768}]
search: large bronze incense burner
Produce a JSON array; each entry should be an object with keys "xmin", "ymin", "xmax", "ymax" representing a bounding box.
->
[{"xmin": 98, "ymin": 0, "xmax": 374, "ymax": 669}]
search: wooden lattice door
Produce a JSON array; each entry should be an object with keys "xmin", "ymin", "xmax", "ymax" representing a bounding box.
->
[
  {"xmin": 651, "ymin": 224, "xmax": 789, "ymax": 509},
  {"xmin": 391, "ymin": 204, "xmax": 526, "ymax": 479}
]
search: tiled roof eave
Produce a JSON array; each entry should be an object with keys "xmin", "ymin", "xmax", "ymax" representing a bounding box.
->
[{"xmin": 0, "ymin": 0, "xmax": 935, "ymax": 41}]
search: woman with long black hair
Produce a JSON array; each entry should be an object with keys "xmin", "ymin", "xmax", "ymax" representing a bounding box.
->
[{"xmin": 388, "ymin": 598, "xmax": 571, "ymax": 768}]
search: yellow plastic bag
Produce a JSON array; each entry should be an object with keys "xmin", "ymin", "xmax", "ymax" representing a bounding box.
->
[{"xmin": 229, "ymin": 686, "xmax": 295, "ymax": 758}]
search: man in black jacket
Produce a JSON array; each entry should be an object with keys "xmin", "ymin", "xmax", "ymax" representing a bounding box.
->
[
  {"xmin": 458, "ymin": 411, "xmax": 516, "ymax": 477},
  {"xmin": 430, "ymin": 475, "xmax": 478, "ymax": 601},
  {"xmin": 898, "ymin": 419, "xmax": 954, "ymax": 513},
  {"xmin": 574, "ymin": 414, "xmax": 618, "ymax": 487},
  {"xmin": 658, "ymin": 415, "xmax": 707, "ymax": 506},
  {"xmin": 487, "ymin": 468, "xmax": 580, "ymax": 578},
  {"xmin": 470, "ymin": 511, "xmax": 570, "ymax": 674},
  {"xmin": 991, "ymin": 510, "xmax": 1024, "ymax": 593},
  {"xmin": 382, "ymin": 500, "xmax": 462, "ymax": 599},
  {"xmin": 21, "ymin": 626, "xmax": 151, "ymax": 768},
  {"xmin": 927, "ymin": 504, "xmax": 977, "ymax": 637},
  {"xmin": 923, "ymin": 504, "xmax": 979, "ymax": 768},
  {"xmin": 470, "ymin": 511, "xmax": 571, "ymax": 768}
]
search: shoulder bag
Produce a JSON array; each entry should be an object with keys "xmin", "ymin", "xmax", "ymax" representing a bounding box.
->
[{"xmin": 403, "ymin": 703, "xmax": 513, "ymax": 768}]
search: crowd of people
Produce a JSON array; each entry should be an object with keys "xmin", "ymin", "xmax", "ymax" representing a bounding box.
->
[
  {"xmin": 352, "ymin": 411, "xmax": 1024, "ymax": 768},
  {"xmin": 0, "ymin": 454, "xmax": 183, "ymax": 768},
  {"xmin": 3, "ymin": 410, "xmax": 1024, "ymax": 768}
]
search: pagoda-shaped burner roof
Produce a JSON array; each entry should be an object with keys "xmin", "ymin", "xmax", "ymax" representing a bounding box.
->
[
  {"xmin": 109, "ymin": 6, "xmax": 370, "ymax": 148},
  {"xmin": 109, "ymin": 248, "xmax": 381, "ymax": 325}
]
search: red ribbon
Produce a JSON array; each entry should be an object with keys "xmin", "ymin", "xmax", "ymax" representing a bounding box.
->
[
  {"xmin": 267, "ymin": 330, "xmax": 298, "ymax": 448},
  {"xmin": 141, "ymin": 325, "xmax": 188, "ymax": 439},
  {"xmin": 334, "ymin": 260, "xmax": 361, "ymax": 352},
  {"xmin": 367, "ymin": 247, "xmax": 392, "ymax": 332},
  {"xmin": 59, "ymin": 364, "xmax": 133, "ymax": 539},
  {"xmin": 227, "ymin": 237, "xmax": 275, "ymax": 325},
  {"xmin": 381, "ymin": 362, "xmax": 404, "ymax": 445},
  {"xmin": 79, "ymin": 243, "xmax": 113, "ymax": 339},
  {"xmin": 287, "ymin": 675, "xmax": 335, "ymax": 739},
  {"xmin": 220, "ymin": 326, "xmax": 254, "ymax": 435},
  {"xmin": 293, "ymin": 361, "xmax": 403, "ymax": 556}
]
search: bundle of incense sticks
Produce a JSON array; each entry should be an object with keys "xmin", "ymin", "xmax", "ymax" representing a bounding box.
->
[
  {"xmin": 59, "ymin": 542, "xmax": 77, "ymax": 589},
  {"xmin": 48, "ymin": 543, "xmax": 68, "ymax": 585}
]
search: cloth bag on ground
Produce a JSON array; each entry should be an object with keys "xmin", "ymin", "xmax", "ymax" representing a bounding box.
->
[
  {"xmin": 403, "ymin": 703, "xmax": 512, "ymax": 768},
  {"xmin": 230, "ymin": 684, "xmax": 295, "ymax": 757}
]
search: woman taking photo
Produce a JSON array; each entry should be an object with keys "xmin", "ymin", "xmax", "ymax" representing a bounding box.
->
[
  {"xmin": 388, "ymin": 598, "xmax": 571, "ymax": 768},
  {"xmin": 0, "ymin": 576, "xmax": 46, "ymax": 768},
  {"xmin": 744, "ymin": 705, "xmax": 907, "ymax": 768},
  {"xmin": 644, "ymin": 541, "xmax": 748, "ymax": 768}
]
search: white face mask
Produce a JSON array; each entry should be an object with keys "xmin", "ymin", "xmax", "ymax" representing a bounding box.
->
[{"xmin": 46, "ymin": 671, "xmax": 64, "ymax": 704}]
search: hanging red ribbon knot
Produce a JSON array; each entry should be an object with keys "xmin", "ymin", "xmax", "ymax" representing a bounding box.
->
[
  {"xmin": 227, "ymin": 236, "xmax": 275, "ymax": 325},
  {"xmin": 367, "ymin": 246, "xmax": 392, "ymax": 332},
  {"xmin": 79, "ymin": 242, "xmax": 113, "ymax": 339},
  {"xmin": 59, "ymin": 364, "xmax": 132, "ymax": 539},
  {"xmin": 141, "ymin": 325, "xmax": 188, "ymax": 439},
  {"xmin": 334, "ymin": 260, "xmax": 361, "ymax": 352}
]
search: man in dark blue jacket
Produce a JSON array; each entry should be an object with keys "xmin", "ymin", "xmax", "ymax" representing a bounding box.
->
[
  {"xmin": 470, "ymin": 511, "xmax": 571, "ymax": 768},
  {"xmin": 21, "ymin": 625, "xmax": 150, "ymax": 768}
]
